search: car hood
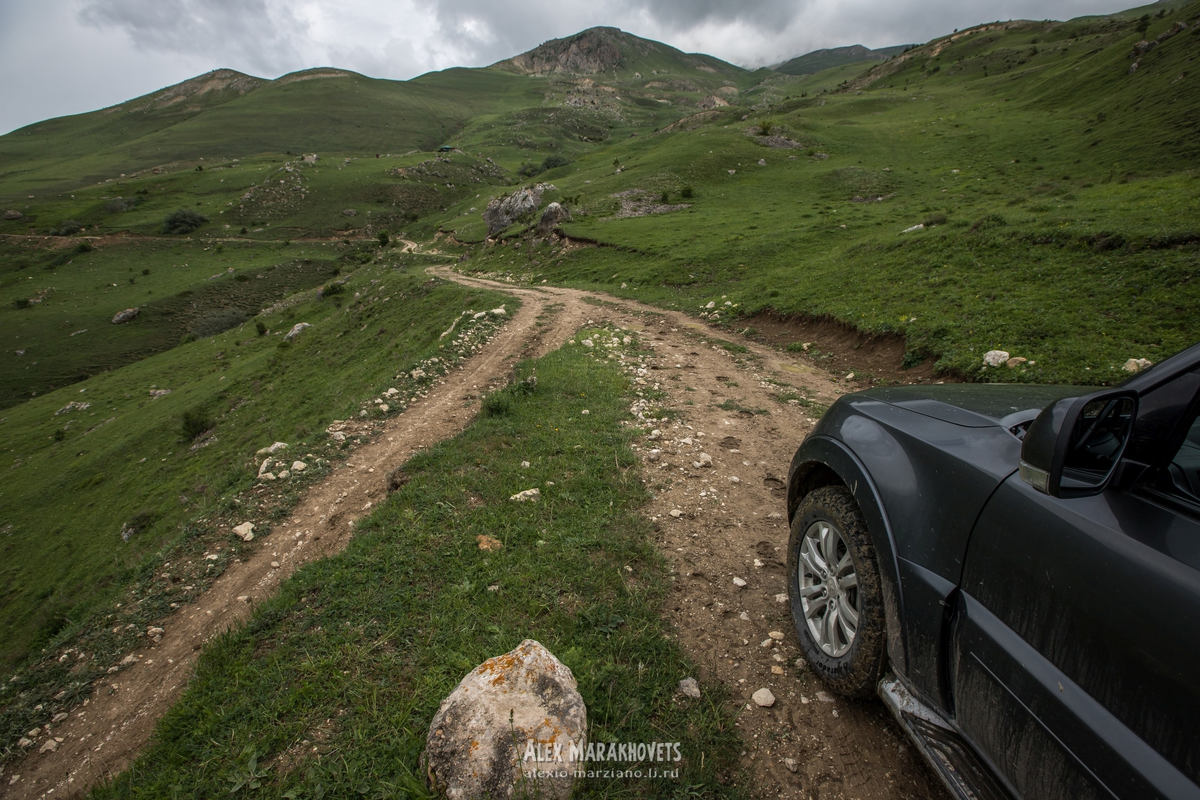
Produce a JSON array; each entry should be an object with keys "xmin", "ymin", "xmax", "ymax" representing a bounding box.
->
[{"xmin": 859, "ymin": 384, "xmax": 1082, "ymax": 428}]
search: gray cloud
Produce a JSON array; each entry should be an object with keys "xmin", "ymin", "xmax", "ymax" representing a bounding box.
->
[{"xmin": 78, "ymin": 0, "xmax": 311, "ymax": 76}]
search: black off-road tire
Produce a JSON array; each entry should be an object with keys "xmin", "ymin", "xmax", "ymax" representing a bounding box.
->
[{"xmin": 787, "ymin": 485, "xmax": 887, "ymax": 699}]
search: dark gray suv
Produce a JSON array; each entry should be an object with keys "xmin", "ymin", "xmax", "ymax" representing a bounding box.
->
[{"xmin": 786, "ymin": 343, "xmax": 1200, "ymax": 800}]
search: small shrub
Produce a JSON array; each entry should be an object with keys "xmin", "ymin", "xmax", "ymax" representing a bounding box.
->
[
  {"xmin": 162, "ymin": 208, "xmax": 209, "ymax": 235},
  {"xmin": 924, "ymin": 213, "xmax": 948, "ymax": 227},
  {"xmin": 53, "ymin": 428, "xmax": 66, "ymax": 442},
  {"xmin": 255, "ymin": 320, "xmax": 268, "ymax": 336},
  {"xmin": 377, "ymin": 231, "xmax": 390, "ymax": 248},
  {"xmin": 757, "ymin": 120, "xmax": 775, "ymax": 136},
  {"xmin": 660, "ymin": 191, "xmax": 670, "ymax": 203},
  {"xmin": 322, "ymin": 282, "xmax": 344, "ymax": 297},
  {"xmin": 785, "ymin": 342, "xmax": 808, "ymax": 353},
  {"xmin": 902, "ymin": 350, "xmax": 927, "ymax": 369},
  {"xmin": 681, "ymin": 185, "xmax": 694, "ymax": 199},
  {"xmin": 49, "ymin": 220, "xmax": 83, "ymax": 236},
  {"xmin": 541, "ymin": 154, "xmax": 570, "ymax": 171},
  {"xmin": 180, "ymin": 409, "xmax": 213, "ymax": 442},
  {"xmin": 481, "ymin": 391, "xmax": 514, "ymax": 417},
  {"xmin": 142, "ymin": 268, "xmax": 150, "ymax": 275},
  {"xmin": 14, "ymin": 298, "xmax": 31, "ymax": 309},
  {"xmin": 239, "ymin": 227, "xmax": 248, "ymax": 234},
  {"xmin": 234, "ymin": 273, "xmax": 250, "ymax": 282}
]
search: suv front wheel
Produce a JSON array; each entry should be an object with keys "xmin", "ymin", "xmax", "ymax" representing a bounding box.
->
[{"xmin": 787, "ymin": 485, "xmax": 887, "ymax": 698}]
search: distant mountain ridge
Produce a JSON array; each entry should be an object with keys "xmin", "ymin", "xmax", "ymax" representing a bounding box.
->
[{"xmin": 773, "ymin": 44, "xmax": 911, "ymax": 75}]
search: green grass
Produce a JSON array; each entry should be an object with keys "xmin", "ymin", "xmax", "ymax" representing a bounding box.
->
[
  {"xmin": 88, "ymin": 332, "xmax": 744, "ymax": 800},
  {"xmin": 0, "ymin": 263, "xmax": 509, "ymax": 674}
]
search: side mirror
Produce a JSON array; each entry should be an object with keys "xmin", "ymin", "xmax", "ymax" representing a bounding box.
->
[{"xmin": 1019, "ymin": 389, "xmax": 1138, "ymax": 498}]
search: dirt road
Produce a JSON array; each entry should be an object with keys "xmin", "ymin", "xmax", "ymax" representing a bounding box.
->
[{"xmin": 3, "ymin": 265, "xmax": 944, "ymax": 799}]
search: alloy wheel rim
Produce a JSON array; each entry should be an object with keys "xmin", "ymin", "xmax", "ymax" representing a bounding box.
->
[{"xmin": 798, "ymin": 519, "xmax": 860, "ymax": 657}]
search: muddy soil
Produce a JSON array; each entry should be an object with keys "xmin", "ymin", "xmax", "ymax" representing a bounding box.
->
[{"xmin": 3, "ymin": 265, "xmax": 946, "ymax": 800}]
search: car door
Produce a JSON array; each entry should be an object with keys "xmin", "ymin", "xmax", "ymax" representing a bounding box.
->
[{"xmin": 951, "ymin": 371, "xmax": 1200, "ymax": 800}]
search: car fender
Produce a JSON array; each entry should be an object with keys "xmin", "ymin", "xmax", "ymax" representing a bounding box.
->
[{"xmin": 788, "ymin": 434, "xmax": 908, "ymax": 678}]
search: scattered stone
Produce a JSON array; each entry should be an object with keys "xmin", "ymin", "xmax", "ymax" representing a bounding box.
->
[
  {"xmin": 51, "ymin": 712, "xmax": 68, "ymax": 724},
  {"xmin": 783, "ymin": 757, "xmax": 799, "ymax": 773},
  {"xmin": 693, "ymin": 453, "xmax": 713, "ymax": 468},
  {"xmin": 761, "ymin": 638, "xmax": 774, "ymax": 648},
  {"xmin": 271, "ymin": 561, "xmax": 280, "ymax": 568},
  {"xmin": 329, "ymin": 431, "xmax": 346, "ymax": 442},
  {"xmin": 39, "ymin": 739, "xmax": 58, "ymax": 753},
  {"xmin": 757, "ymin": 159, "xmax": 767, "ymax": 166},
  {"xmin": 237, "ymin": 595, "xmax": 251, "ymax": 604},
  {"xmin": 18, "ymin": 738, "xmax": 33, "ymax": 749},
  {"xmin": 3, "ymin": 210, "xmax": 24, "ymax": 220},
  {"xmin": 581, "ymin": 339, "xmax": 594, "ymax": 348},
  {"xmin": 147, "ymin": 626, "xmax": 164, "ymax": 639},
  {"xmin": 342, "ymin": 209, "xmax": 357, "ymax": 216},
  {"xmin": 769, "ymin": 631, "xmax": 785, "ymax": 640},
  {"xmin": 386, "ymin": 387, "xmax": 400, "ymax": 397},
  {"xmin": 669, "ymin": 509, "xmax": 683, "ymax": 518},
  {"xmin": 1006, "ymin": 356, "xmax": 1028, "ymax": 368},
  {"xmin": 733, "ymin": 577, "xmax": 748, "ymax": 588},
  {"xmin": 900, "ymin": 223, "xmax": 925, "ymax": 234},
  {"xmin": 983, "ymin": 350, "xmax": 1011, "ymax": 368},
  {"xmin": 284, "ymin": 322, "xmax": 312, "ymax": 342},
  {"xmin": 258, "ymin": 458, "xmax": 275, "ymax": 477},
  {"xmin": 256, "ymin": 442, "xmax": 289, "ymax": 456},
  {"xmin": 260, "ymin": 472, "xmax": 277, "ymax": 481},
  {"xmin": 775, "ymin": 593, "xmax": 788, "ymax": 603},
  {"xmin": 646, "ymin": 449, "xmax": 661, "ymax": 462},
  {"xmin": 149, "ymin": 389, "xmax": 171, "ymax": 399},
  {"xmin": 728, "ymin": 475, "xmax": 740, "ymax": 483},
  {"xmin": 1124, "ymin": 357, "xmax": 1153, "ymax": 373},
  {"xmin": 111, "ymin": 307, "xmax": 140, "ymax": 324},
  {"xmin": 816, "ymin": 691, "xmax": 836, "ymax": 703},
  {"xmin": 476, "ymin": 534, "xmax": 504, "ymax": 551},
  {"xmin": 423, "ymin": 640, "xmax": 585, "ymax": 800},
  {"xmin": 752, "ymin": 688, "xmax": 776, "ymax": 707},
  {"xmin": 233, "ymin": 522, "xmax": 255, "ymax": 542},
  {"xmin": 291, "ymin": 460, "xmax": 307, "ymax": 472},
  {"xmin": 510, "ymin": 488, "xmax": 540, "ymax": 503},
  {"xmin": 489, "ymin": 306, "xmax": 507, "ymax": 317},
  {"xmin": 767, "ymin": 511, "xmax": 783, "ymax": 520},
  {"xmin": 537, "ymin": 202, "xmax": 572, "ymax": 233},
  {"xmin": 678, "ymin": 677, "xmax": 701, "ymax": 699},
  {"xmin": 120, "ymin": 654, "xmax": 137, "ymax": 666},
  {"xmin": 27, "ymin": 727, "xmax": 41, "ymax": 738},
  {"xmin": 772, "ymin": 666, "xmax": 785, "ymax": 675}
]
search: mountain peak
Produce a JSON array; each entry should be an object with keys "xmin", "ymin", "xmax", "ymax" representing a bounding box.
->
[{"xmin": 497, "ymin": 27, "xmax": 632, "ymax": 76}]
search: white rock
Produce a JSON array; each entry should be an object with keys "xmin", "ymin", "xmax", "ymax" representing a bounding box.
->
[
  {"xmin": 760, "ymin": 638, "xmax": 774, "ymax": 648},
  {"xmin": 277, "ymin": 470, "xmax": 290, "ymax": 480},
  {"xmin": 900, "ymin": 223, "xmax": 925, "ymax": 234},
  {"xmin": 330, "ymin": 431, "xmax": 347, "ymax": 442},
  {"xmin": 767, "ymin": 511, "xmax": 783, "ymax": 519},
  {"xmin": 581, "ymin": 339, "xmax": 594, "ymax": 348},
  {"xmin": 983, "ymin": 350, "xmax": 1010, "ymax": 368},
  {"xmin": 233, "ymin": 522, "xmax": 255, "ymax": 542},
  {"xmin": 291, "ymin": 461, "xmax": 307, "ymax": 472},
  {"xmin": 648, "ymin": 429, "xmax": 662, "ymax": 440},
  {"xmin": 733, "ymin": 577, "xmax": 747, "ymax": 588},
  {"xmin": 1124, "ymin": 357, "xmax": 1153, "ymax": 373},
  {"xmin": 768, "ymin": 631, "xmax": 785, "ymax": 640},
  {"xmin": 694, "ymin": 453, "xmax": 713, "ymax": 468},
  {"xmin": 510, "ymin": 488, "xmax": 541, "ymax": 503},
  {"xmin": 255, "ymin": 442, "xmax": 289, "ymax": 456},
  {"xmin": 646, "ymin": 449, "xmax": 661, "ymax": 462},
  {"xmin": 581, "ymin": 409, "xmax": 589, "ymax": 415},
  {"xmin": 521, "ymin": 461, "xmax": 531, "ymax": 468},
  {"xmin": 678, "ymin": 677, "xmax": 701, "ymax": 699},
  {"xmin": 489, "ymin": 307, "xmax": 507, "ymax": 317},
  {"xmin": 423, "ymin": 640, "xmax": 585, "ymax": 800},
  {"xmin": 411, "ymin": 368, "xmax": 427, "ymax": 379},
  {"xmin": 147, "ymin": 626, "xmax": 165, "ymax": 638},
  {"xmin": 283, "ymin": 322, "xmax": 312, "ymax": 342},
  {"xmin": 752, "ymin": 688, "xmax": 776, "ymax": 707},
  {"xmin": 816, "ymin": 691, "xmax": 836, "ymax": 703},
  {"xmin": 729, "ymin": 476, "xmax": 740, "ymax": 483},
  {"xmin": 379, "ymin": 404, "xmax": 389, "ymax": 413},
  {"xmin": 258, "ymin": 458, "xmax": 274, "ymax": 477},
  {"xmin": 39, "ymin": 739, "xmax": 58, "ymax": 753},
  {"xmin": 775, "ymin": 593, "xmax": 789, "ymax": 603},
  {"xmin": 669, "ymin": 509, "xmax": 683, "ymax": 518},
  {"xmin": 386, "ymin": 388, "xmax": 399, "ymax": 397},
  {"xmin": 706, "ymin": 301, "xmax": 716, "ymax": 309},
  {"xmin": 739, "ymin": 611, "xmax": 751, "ymax": 621}
]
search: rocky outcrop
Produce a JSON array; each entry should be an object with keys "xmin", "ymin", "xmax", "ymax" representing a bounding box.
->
[
  {"xmin": 111, "ymin": 307, "xmax": 139, "ymax": 324},
  {"xmin": 284, "ymin": 322, "xmax": 311, "ymax": 342},
  {"xmin": 3, "ymin": 210, "xmax": 23, "ymax": 220},
  {"xmin": 483, "ymin": 183, "xmax": 555, "ymax": 236},
  {"xmin": 502, "ymin": 28, "xmax": 625, "ymax": 75},
  {"xmin": 698, "ymin": 95, "xmax": 730, "ymax": 110},
  {"xmin": 537, "ymin": 202, "xmax": 571, "ymax": 233},
  {"xmin": 423, "ymin": 640, "xmax": 586, "ymax": 800}
]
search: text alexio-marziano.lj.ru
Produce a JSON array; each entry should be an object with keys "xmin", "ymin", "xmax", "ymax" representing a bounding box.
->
[{"xmin": 521, "ymin": 739, "xmax": 684, "ymax": 780}]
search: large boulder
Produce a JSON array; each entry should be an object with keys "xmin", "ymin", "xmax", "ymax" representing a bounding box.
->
[
  {"xmin": 111, "ymin": 307, "xmax": 140, "ymax": 324},
  {"xmin": 423, "ymin": 640, "xmax": 586, "ymax": 800},
  {"xmin": 483, "ymin": 183, "xmax": 556, "ymax": 236},
  {"xmin": 284, "ymin": 322, "xmax": 311, "ymax": 342},
  {"xmin": 3, "ymin": 210, "xmax": 23, "ymax": 220},
  {"xmin": 537, "ymin": 202, "xmax": 571, "ymax": 233}
]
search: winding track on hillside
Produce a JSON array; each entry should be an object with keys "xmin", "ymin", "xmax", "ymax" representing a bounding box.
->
[{"xmin": 3, "ymin": 257, "xmax": 945, "ymax": 800}]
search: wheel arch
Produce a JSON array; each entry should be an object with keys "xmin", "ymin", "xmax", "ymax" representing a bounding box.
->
[{"xmin": 787, "ymin": 435, "xmax": 909, "ymax": 677}]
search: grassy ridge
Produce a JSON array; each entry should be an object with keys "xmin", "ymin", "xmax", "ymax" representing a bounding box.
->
[
  {"xmin": 0, "ymin": 261, "xmax": 507, "ymax": 672},
  {"xmin": 89, "ymin": 333, "xmax": 744, "ymax": 800},
  {"xmin": 448, "ymin": 5, "xmax": 1200, "ymax": 383}
]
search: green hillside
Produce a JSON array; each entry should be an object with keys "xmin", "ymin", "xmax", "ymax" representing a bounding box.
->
[
  {"xmin": 773, "ymin": 44, "xmax": 911, "ymax": 75},
  {"xmin": 1, "ymin": 2, "xmax": 1199, "ymax": 783}
]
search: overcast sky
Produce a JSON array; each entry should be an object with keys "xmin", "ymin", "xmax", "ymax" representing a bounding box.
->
[{"xmin": 1, "ymin": 0, "xmax": 1135, "ymax": 135}]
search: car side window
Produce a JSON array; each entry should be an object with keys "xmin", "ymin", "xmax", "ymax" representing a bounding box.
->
[{"xmin": 1164, "ymin": 414, "xmax": 1200, "ymax": 500}]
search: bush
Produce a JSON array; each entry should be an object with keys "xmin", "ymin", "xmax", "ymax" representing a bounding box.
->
[
  {"xmin": 517, "ymin": 162, "xmax": 542, "ymax": 178},
  {"xmin": 13, "ymin": 298, "xmax": 31, "ymax": 309},
  {"xmin": 542, "ymin": 154, "xmax": 570, "ymax": 171},
  {"xmin": 162, "ymin": 208, "xmax": 209, "ymax": 235},
  {"xmin": 189, "ymin": 307, "xmax": 248, "ymax": 339},
  {"xmin": 49, "ymin": 220, "xmax": 83, "ymax": 236},
  {"xmin": 255, "ymin": 320, "xmax": 268, "ymax": 336},
  {"xmin": 377, "ymin": 231, "xmax": 390, "ymax": 248},
  {"xmin": 180, "ymin": 409, "xmax": 214, "ymax": 442},
  {"xmin": 757, "ymin": 120, "xmax": 775, "ymax": 136},
  {"xmin": 970, "ymin": 213, "xmax": 1008, "ymax": 232},
  {"xmin": 924, "ymin": 213, "xmax": 948, "ymax": 227},
  {"xmin": 681, "ymin": 185, "xmax": 694, "ymax": 199}
]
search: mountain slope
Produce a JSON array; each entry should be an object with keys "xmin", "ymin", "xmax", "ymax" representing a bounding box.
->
[{"xmin": 773, "ymin": 44, "xmax": 910, "ymax": 75}]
